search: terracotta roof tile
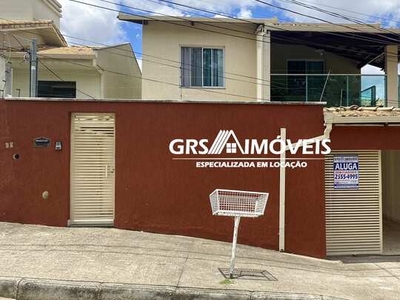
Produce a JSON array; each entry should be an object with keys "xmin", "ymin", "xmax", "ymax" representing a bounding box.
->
[
  {"xmin": 324, "ymin": 106, "xmax": 400, "ymax": 117},
  {"xmin": 38, "ymin": 46, "xmax": 95, "ymax": 55},
  {"xmin": 0, "ymin": 20, "xmax": 54, "ymax": 29}
]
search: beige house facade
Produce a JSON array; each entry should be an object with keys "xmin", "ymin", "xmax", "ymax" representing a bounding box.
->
[{"xmin": 119, "ymin": 15, "xmax": 399, "ymax": 107}]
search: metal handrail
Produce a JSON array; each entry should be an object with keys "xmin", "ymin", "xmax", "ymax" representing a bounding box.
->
[
  {"xmin": 271, "ymin": 73, "xmax": 387, "ymax": 77},
  {"xmin": 270, "ymin": 73, "xmax": 386, "ymax": 106}
]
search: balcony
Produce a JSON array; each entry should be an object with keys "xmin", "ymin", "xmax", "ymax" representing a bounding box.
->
[{"xmin": 271, "ymin": 74, "xmax": 387, "ymax": 107}]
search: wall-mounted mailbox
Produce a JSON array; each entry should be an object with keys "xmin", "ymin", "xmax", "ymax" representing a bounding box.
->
[
  {"xmin": 55, "ymin": 141, "xmax": 62, "ymax": 151},
  {"xmin": 34, "ymin": 137, "xmax": 51, "ymax": 148}
]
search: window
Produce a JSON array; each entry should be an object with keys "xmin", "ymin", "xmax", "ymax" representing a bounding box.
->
[
  {"xmin": 181, "ymin": 47, "xmax": 224, "ymax": 87},
  {"xmin": 38, "ymin": 81, "xmax": 76, "ymax": 98},
  {"xmin": 226, "ymin": 143, "xmax": 237, "ymax": 154}
]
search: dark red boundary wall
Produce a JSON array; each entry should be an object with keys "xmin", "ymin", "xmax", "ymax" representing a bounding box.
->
[
  {"xmin": 330, "ymin": 126, "xmax": 400, "ymax": 150},
  {"xmin": 0, "ymin": 100, "xmax": 326, "ymax": 258}
]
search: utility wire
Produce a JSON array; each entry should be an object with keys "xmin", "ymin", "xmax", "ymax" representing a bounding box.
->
[
  {"xmin": 9, "ymin": 32, "xmax": 277, "ymax": 91},
  {"xmin": 2, "ymin": 3, "xmax": 398, "ymax": 79},
  {"xmin": 1, "ymin": 43, "xmax": 262, "ymax": 101},
  {"xmin": 69, "ymin": 0, "xmax": 400, "ymax": 73},
  {"xmin": 1, "ymin": 43, "xmax": 391, "ymax": 101},
  {"xmin": 64, "ymin": 1, "xmax": 399, "ymax": 79},
  {"xmin": 72, "ymin": 0, "xmax": 400, "ymax": 49},
  {"xmin": 253, "ymin": 0, "xmax": 400, "ymax": 44},
  {"xmin": 1, "ymin": 2, "xmax": 399, "ymax": 100},
  {"xmin": 3, "ymin": 26, "xmax": 396, "ymax": 100},
  {"xmin": 276, "ymin": 0, "xmax": 400, "ymax": 41},
  {"xmin": 292, "ymin": 0, "xmax": 400, "ymax": 26}
]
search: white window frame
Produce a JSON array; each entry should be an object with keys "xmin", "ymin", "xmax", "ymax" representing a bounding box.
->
[{"xmin": 180, "ymin": 46, "xmax": 225, "ymax": 89}]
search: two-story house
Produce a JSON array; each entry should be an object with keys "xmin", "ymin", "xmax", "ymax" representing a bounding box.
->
[
  {"xmin": 1, "ymin": 0, "xmax": 141, "ymax": 99},
  {"xmin": 119, "ymin": 15, "xmax": 399, "ymax": 106},
  {"xmin": 117, "ymin": 15, "xmax": 400, "ymax": 257}
]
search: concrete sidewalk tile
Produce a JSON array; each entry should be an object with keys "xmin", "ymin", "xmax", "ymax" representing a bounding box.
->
[
  {"xmin": 383, "ymin": 268, "xmax": 400, "ymax": 276},
  {"xmin": 1, "ymin": 223, "xmax": 400, "ymax": 300}
]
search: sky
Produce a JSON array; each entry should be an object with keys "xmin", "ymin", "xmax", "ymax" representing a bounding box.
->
[{"xmin": 57, "ymin": 0, "xmax": 400, "ymax": 72}]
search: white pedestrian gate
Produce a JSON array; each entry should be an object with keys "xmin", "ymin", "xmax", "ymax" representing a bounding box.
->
[
  {"xmin": 325, "ymin": 151, "xmax": 382, "ymax": 255},
  {"xmin": 70, "ymin": 113, "xmax": 115, "ymax": 226}
]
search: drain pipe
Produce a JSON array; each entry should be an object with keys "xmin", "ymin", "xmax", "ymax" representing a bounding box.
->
[
  {"xmin": 279, "ymin": 128, "xmax": 287, "ymax": 251},
  {"xmin": 278, "ymin": 122, "xmax": 333, "ymax": 252}
]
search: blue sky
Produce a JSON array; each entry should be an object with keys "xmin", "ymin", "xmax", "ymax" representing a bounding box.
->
[{"xmin": 58, "ymin": 0, "xmax": 400, "ymax": 72}]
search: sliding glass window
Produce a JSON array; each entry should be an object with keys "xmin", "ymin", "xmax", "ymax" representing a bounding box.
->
[{"xmin": 181, "ymin": 47, "xmax": 224, "ymax": 87}]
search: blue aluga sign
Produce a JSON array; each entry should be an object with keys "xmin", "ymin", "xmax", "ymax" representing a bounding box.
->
[{"xmin": 333, "ymin": 155, "xmax": 359, "ymax": 189}]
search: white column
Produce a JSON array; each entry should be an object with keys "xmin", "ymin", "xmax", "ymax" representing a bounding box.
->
[
  {"xmin": 0, "ymin": 56, "xmax": 5, "ymax": 98},
  {"xmin": 385, "ymin": 45, "xmax": 398, "ymax": 107},
  {"xmin": 263, "ymin": 30, "xmax": 271, "ymax": 101},
  {"xmin": 256, "ymin": 26, "xmax": 264, "ymax": 102},
  {"xmin": 256, "ymin": 26, "xmax": 271, "ymax": 102}
]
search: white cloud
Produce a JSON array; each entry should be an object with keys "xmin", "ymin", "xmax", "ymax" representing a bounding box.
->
[
  {"xmin": 58, "ymin": 0, "xmax": 126, "ymax": 45},
  {"xmin": 237, "ymin": 7, "xmax": 252, "ymax": 19},
  {"xmin": 121, "ymin": 0, "xmax": 184, "ymax": 16},
  {"xmin": 122, "ymin": 0, "xmax": 258, "ymax": 18},
  {"xmin": 213, "ymin": 14, "xmax": 229, "ymax": 18}
]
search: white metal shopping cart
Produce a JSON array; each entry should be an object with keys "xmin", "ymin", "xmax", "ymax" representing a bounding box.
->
[{"xmin": 209, "ymin": 189, "xmax": 269, "ymax": 279}]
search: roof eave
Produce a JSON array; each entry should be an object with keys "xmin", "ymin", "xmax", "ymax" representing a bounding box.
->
[{"xmin": 117, "ymin": 13, "xmax": 277, "ymax": 25}]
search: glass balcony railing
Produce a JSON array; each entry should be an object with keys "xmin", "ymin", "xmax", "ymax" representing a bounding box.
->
[{"xmin": 271, "ymin": 74, "xmax": 387, "ymax": 107}]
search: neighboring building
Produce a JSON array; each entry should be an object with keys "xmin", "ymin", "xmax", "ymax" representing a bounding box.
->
[
  {"xmin": 118, "ymin": 15, "xmax": 399, "ymax": 107},
  {"xmin": 1, "ymin": 0, "xmax": 62, "ymax": 29},
  {"xmin": 0, "ymin": 1, "xmax": 141, "ymax": 99},
  {"xmin": 9, "ymin": 42, "xmax": 141, "ymax": 99}
]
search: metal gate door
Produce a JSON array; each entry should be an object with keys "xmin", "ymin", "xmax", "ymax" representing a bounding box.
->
[
  {"xmin": 325, "ymin": 151, "xmax": 382, "ymax": 255},
  {"xmin": 70, "ymin": 113, "xmax": 115, "ymax": 226}
]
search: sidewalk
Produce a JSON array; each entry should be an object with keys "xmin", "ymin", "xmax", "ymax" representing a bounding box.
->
[{"xmin": 0, "ymin": 222, "xmax": 399, "ymax": 300}]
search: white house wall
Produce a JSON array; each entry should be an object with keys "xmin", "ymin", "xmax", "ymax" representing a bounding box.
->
[
  {"xmin": 382, "ymin": 151, "xmax": 400, "ymax": 223},
  {"xmin": 96, "ymin": 44, "xmax": 142, "ymax": 99},
  {"xmin": 12, "ymin": 64, "xmax": 101, "ymax": 99},
  {"xmin": 142, "ymin": 21, "xmax": 258, "ymax": 101}
]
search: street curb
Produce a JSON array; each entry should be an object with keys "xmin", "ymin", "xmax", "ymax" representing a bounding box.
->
[
  {"xmin": 0, "ymin": 277, "xmax": 19, "ymax": 299},
  {"xmin": 0, "ymin": 277, "xmax": 347, "ymax": 300}
]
